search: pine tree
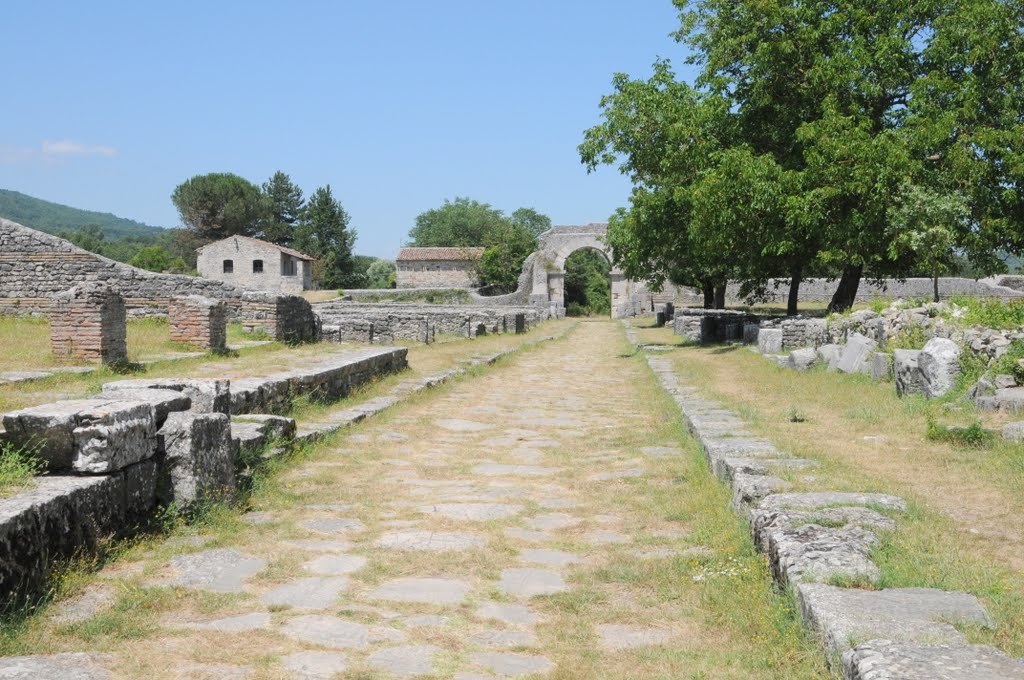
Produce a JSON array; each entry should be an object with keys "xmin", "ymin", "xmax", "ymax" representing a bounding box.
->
[
  {"xmin": 295, "ymin": 185, "xmax": 357, "ymax": 289},
  {"xmin": 259, "ymin": 171, "xmax": 305, "ymax": 246}
]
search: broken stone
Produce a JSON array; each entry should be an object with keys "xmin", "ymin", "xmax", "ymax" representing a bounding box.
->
[
  {"xmin": 279, "ymin": 651, "xmax": 349, "ymax": 679},
  {"xmin": 894, "ymin": 349, "xmax": 927, "ymax": 397},
  {"xmin": 103, "ymin": 378, "xmax": 231, "ymax": 414},
  {"xmin": 758, "ymin": 329, "xmax": 783, "ymax": 354},
  {"xmin": 475, "ymin": 602, "xmax": 538, "ymax": 626},
  {"xmin": 919, "ymin": 338, "xmax": 961, "ymax": 399},
  {"xmin": 419, "ymin": 503, "xmax": 523, "ymax": 521},
  {"xmin": 302, "ymin": 518, "xmax": 366, "ymax": 534},
  {"xmin": 159, "ymin": 411, "xmax": 236, "ymax": 506},
  {"xmin": 758, "ymin": 492, "xmax": 906, "ymax": 513},
  {"xmin": 788, "ymin": 348, "xmax": 819, "ymax": 371},
  {"xmin": 304, "ymin": 554, "xmax": 367, "ymax": 575},
  {"xmin": 376, "ymin": 530, "xmax": 484, "ymax": 551},
  {"xmin": 366, "ymin": 645, "xmax": 439, "ymax": 677},
  {"xmin": 470, "ymin": 629, "xmax": 537, "ymax": 647},
  {"xmin": 280, "ymin": 614, "xmax": 404, "ymax": 649},
  {"xmin": 837, "ymin": 333, "xmax": 876, "ymax": 374},
  {"xmin": 0, "ymin": 653, "xmax": 113, "ymax": 679}
]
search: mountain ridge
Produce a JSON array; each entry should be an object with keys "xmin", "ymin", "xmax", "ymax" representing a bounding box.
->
[{"xmin": 0, "ymin": 189, "xmax": 167, "ymax": 240}]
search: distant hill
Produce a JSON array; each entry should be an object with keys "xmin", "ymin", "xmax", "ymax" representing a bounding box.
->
[{"xmin": 0, "ymin": 189, "xmax": 167, "ymax": 240}]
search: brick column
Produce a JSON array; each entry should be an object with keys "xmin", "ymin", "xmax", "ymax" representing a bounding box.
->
[
  {"xmin": 50, "ymin": 284, "xmax": 127, "ymax": 364},
  {"xmin": 169, "ymin": 295, "xmax": 227, "ymax": 351}
]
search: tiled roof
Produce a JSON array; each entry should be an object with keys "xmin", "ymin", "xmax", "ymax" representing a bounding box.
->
[
  {"xmin": 396, "ymin": 247, "xmax": 486, "ymax": 262},
  {"xmin": 196, "ymin": 235, "xmax": 314, "ymax": 260}
]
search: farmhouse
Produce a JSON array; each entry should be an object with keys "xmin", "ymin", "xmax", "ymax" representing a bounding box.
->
[
  {"xmin": 395, "ymin": 246, "xmax": 485, "ymax": 289},
  {"xmin": 197, "ymin": 235, "xmax": 314, "ymax": 293}
]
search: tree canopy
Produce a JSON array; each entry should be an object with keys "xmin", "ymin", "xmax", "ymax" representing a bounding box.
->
[
  {"xmin": 259, "ymin": 171, "xmax": 304, "ymax": 246},
  {"xmin": 582, "ymin": 0, "xmax": 1024, "ymax": 312},
  {"xmin": 295, "ymin": 185, "xmax": 357, "ymax": 289},
  {"xmin": 408, "ymin": 197, "xmax": 550, "ymax": 295},
  {"xmin": 170, "ymin": 173, "xmax": 267, "ymax": 242}
]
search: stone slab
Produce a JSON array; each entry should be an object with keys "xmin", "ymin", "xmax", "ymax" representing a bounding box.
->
[
  {"xmin": 841, "ymin": 639, "xmax": 1024, "ymax": 680},
  {"xmin": 367, "ymin": 577, "xmax": 471, "ymax": 605},
  {"xmin": 498, "ymin": 568, "xmax": 568, "ymax": 597}
]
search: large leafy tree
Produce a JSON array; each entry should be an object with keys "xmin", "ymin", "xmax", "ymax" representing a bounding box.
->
[
  {"xmin": 171, "ymin": 173, "xmax": 267, "ymax": 242},
  {"xmin": 408, "ymin": 197, "xmax": 510, "ymax": 247},
  {"xmin": 584, "ymin": 0, "xmax": 1024, "ymax": 313},
  {"xmin": 259, "ymin": 171, "xmax": 305, "ymax": 246},
  {"xmin": 408, "ymin": 197, "xmax": 548, "ymax": 295},
  {"xmin": 295, "ymin": 185, "xmax": 357, "ymax": 289}
]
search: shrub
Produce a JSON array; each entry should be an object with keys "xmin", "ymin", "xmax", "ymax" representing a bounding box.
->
[{"xmin": 926, "ymin": 418, "xmax": 994, "ymax": 448}]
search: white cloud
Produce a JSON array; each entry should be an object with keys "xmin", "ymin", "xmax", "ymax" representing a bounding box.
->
[{"xmin": 41, "ymin": 139, "xmax": 118, "ymax": 157}]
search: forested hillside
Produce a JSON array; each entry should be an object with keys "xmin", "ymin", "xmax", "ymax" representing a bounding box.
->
[{"xmin": 0, "ymin": 189, "xmax": 167, "ymax": 239}]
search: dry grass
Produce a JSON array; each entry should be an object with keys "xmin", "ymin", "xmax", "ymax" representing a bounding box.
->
[
  {"xmin": 1, "ymin": 320, "xmax": 826, "ymax": 679},
  {"xmin": 630, "ymin": 319, "xmax": 1024, "ymax": 655}
]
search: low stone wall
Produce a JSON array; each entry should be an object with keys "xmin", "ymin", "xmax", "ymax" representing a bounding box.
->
[
  {"xmin": 241, "ymin": 292, "xmax": 320, "ymax": 343},
  {"xmin": 0, "ymin": 218, "xmax": 245, "ymax": 318},
  {"xmin": 673, "ymin": 309, "xmax": 760, "ymax": 343},
  {"xmin": 314, "ymin": 301, "xmax": 546, "ymax": 344},
  {"xmin": 626, "ymin": 323, "xmax": 1022, "ymax": 679},
  {"xmin": 0, "ymin": 346, "xmax": 407, "ymax": 603}
]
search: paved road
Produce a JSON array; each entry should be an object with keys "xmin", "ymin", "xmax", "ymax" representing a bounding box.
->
[{"xmin": 16, "ymin": 321, "xmax": 764, "ymax": 679}]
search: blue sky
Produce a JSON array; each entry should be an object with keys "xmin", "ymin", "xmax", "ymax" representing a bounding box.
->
[{"xmin": 2, "ymin": 1, "xmax": 696, "ymax": 258}]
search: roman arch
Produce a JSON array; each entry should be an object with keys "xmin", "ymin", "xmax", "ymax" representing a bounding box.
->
[{"xmin": 528, "ymin": 224, "xmax": 636, "ymax": 318}]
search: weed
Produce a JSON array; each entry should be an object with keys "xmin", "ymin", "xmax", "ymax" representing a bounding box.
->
[
  {"xmin": 787, "ymin": 405, "xmax": 807, "ymax": 423},
  {"xmin": 926, "ymin": 418, "xmax": 994, "ymax": 448},
  {"xmin": 0, "ymin": 443, "xmax": 44, "ymax": 497}
]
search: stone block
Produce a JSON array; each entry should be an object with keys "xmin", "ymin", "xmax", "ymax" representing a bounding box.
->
[
  {"xmin": 49, "ymin": 284, "xmax": 127, "ymax": 365},
  {"xmin": 796, "ymin": 582, "xmax": 992, "ymax": 656},
  {"xmin": 158, "ymin": 412, "xmax": 237, "ymax": 507},
  {"xmin": 870, "ymin": 352, "xmax": 893, "ymax": 381},
  {"xmin": 817, "ymin": 343, "xmax": 842, "ymax": 370},
  {"xmin": 1002, "ymin": 421, "xmax": 1024, "ymax": 443},
  {"xmin": 95, "ymin": 387, "xmax": 191, "ymax": 427},
  {"xmin": 788, "ymin": 348, "xmax": 818, "ymax": 371},
  {"xmin": 168, "ymin": 295, "xmax": 227, "ymax": 351},
  {"xmin": 994, "ymin": 387, "xmax": 1024, "ymax": 413},
  {"xmin": 241, "ymin": 291, "xmax": 320, "ymax": 343},
  {"xmin": 758, "ymin": 328, "xmax": 783, "ymax": 354},
  {"xmin": 0, "ymin": 475, "xmax": 126, "ymax": 603},
  {"xmin": 103, "ymin": 379, "xmax": 231, "ymax": 415},
  {"xmin": 758, "ymin": 492, "xmax": 907, "ymax": 513},
  {"xmin": 514, "ymin": 313, "xmax": 526, "ymax": 334},
  {"xmin": 2, "ymin": 399, "xmax": 158, "ymax": 473},
  {"xmin": 894, "ymin": 349, "xmax": 926, "ymax": 397},
  {"xmin": 731, "ymin": 473, "xmax": 792, "ymax": 508},
  {"xmin": 758, "ymin": 522, "xmax": 881, "ymax": 585},
  {"xmin": 837, "ymin": 333, "xmax": 876, "ymax": 374},
  {"xmin": 232, "ymin": 414, "xmax": 296, "ymax": 453},
  {"xmin": 842, "ymin": 640, "xmax": 1024, "ymax": 680},
  {"xmin": 743, "ymin": 323, "xmax": 761, "ymax": 344},
  {"xmin": 918, "ymin": 338, "xmax": 961, "ymax": 399}
]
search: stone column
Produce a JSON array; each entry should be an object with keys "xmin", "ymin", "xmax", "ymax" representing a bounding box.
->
[
  {"xmin": 50, "ymin": 284, "xmax": 127, "ymax": 365},
  {"xmin": 169, "ymin": 295, "xmax": 227, "ymax": 351}
]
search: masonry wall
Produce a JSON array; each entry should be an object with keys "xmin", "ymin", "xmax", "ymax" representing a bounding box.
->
[
  {"xmin": 0, "ymin": 218, "xmax": 245, "ymax": 317},
  {"xmin": 196, "ymin": 237, "xmax": 312, "ymax": 293},
  {"xmin": 396, "ymin": 260, "xmax": 478, "ymax": 289}
]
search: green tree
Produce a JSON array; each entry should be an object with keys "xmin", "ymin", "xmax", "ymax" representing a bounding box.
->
[
  {"xmin": 295, "ymin": 185, "xmax": 357, "ymax": 289},
  {"xmin": 408, "ymin": 197, "xmax": 509, "ymax": 247},
  {"xmin": 477, "ymin": 221, "xmax": 538, "ymax": 294},
  {"xmin": 128, "ymin": 245, "xmax": 172, "ymax": 272},
  {"xmin": 171, "ymin": 173, "xmax": 267, "ymax": 242},
  {"xmin": 510, "ymin": 207, "xmax": 551, "ymax": 238},
  {"xmin": 564, "ymin": 249, "xmax": 611, "ymax": 316},
  {"xmin": 58, "ymin": 224, "xmax": 107, "ymax": 255},
  {"xmin": 366, "ymin": 258, "xmax": 397, "ymax": 289},
  {"xmin": 888, "ymin": 184, "xmax": 970, "ymax": 302},
  {"xmin": 259, "ymin": 171, "xmax": 305, "ymax": 246}
]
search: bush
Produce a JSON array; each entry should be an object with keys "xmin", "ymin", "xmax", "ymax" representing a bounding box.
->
[
  {"xmin": 949, "ymin": 296, "xmax": 1024, "ymax": 330},
  {"xmin": 926, "ymin": 418, "xmax": 994, "ymax": 448}
]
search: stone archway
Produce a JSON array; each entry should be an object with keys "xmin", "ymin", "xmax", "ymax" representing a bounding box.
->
[{"xmin": 528, "ymin": 224, "xmax": 631, "ymax": 318}]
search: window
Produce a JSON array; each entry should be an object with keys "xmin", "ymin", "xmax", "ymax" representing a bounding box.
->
[
  {"xmin": 223, "ymin": 259, "xmax": 233, "ymax": 274},
  {"xmin": 253, "ymin": 259, "xmax": 264, "ymax": 274},
  {"xmin": 282, "ymin": 257, "xmax": 296, "ymax": 276}
]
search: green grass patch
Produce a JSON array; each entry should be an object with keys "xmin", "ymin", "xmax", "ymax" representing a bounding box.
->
[{"xmin": 0, "ymin": 443, "xmax": 44, "ymax": 497}]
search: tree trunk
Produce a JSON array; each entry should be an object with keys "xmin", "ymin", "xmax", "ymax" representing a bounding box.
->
[
  {"xmin": 714, "ymin": 284, "xmax": 726, "ymax": 309},
  {"xmin": 787, "ymin": 268, "xmax": 802, "ymax": 316},
  {"xmin": 826, "ymin": 264, "xmax": 863, "ymax": 314},
  {"xmin": 933, "ymin": 270, "xmax": 940, "ymax": 303},
  {"xmin": 702, "ymin": 282, "xmax": 714, "ymax": 309}
]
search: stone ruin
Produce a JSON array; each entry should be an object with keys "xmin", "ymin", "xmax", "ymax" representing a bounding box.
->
[
  {"xmin": 168, "ymin": 295, "xmax": 227, "ymax": 351},
  {"xmin": 241, "ymin": 291, "xmax": 320, "ymax": 343},
  {"xmin": 0, "ymin": 346, "xmax": 408, "ymax": 602},
  {"xmin": 49, "ymin": 283, "xmax": 127, "ymax": 365}
]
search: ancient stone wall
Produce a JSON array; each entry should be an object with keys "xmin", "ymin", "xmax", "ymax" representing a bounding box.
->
[
  {"xmin": 673, "ymin": 309, "xmax": 760, "ymax": 343},
  {"xmin": 0, "ymin": 218, "xmax": 245, "ymax": 317},
  {"xmin": 314, "ymin": 300, "xmax": 546, "ymax": 344},
  {"xmin": 240, "ymin": 292, "xmax": 320, "ymax": 343},
  {"xmin": 169, "ymin": 296, "xmax": 227, "ymax": 351},
  {"xmin": 396, "ymin": 259, "xmax": 479, "ymax": 288},
  {"xmin": 49, "ymin": 284, "xmax": 127, "ymax": 364},
  {"xmin": 0, "ymin": 346, "xmax": 407, "ymax": 602}
]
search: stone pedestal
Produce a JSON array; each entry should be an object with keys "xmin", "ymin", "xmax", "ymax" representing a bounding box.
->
[
  {"xmin": 169, "ymin": 295, "xmax": 227, "ymax": 351},
  {"xmin": 49, "ymin": 284, "xmax": 127, "ymax": 365},
  {"xmin": 241, "ymin": 292, "xmax": 320, "ymax": 344}
]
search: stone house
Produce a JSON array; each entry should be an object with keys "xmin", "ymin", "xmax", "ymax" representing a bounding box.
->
[
  {"xmin": 196, "ymin": 236, "xmax": 314, "ymax": 293},
  {"xmin": 395, "ymin": 247, "xmax": 485, "ymax": 288}
]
